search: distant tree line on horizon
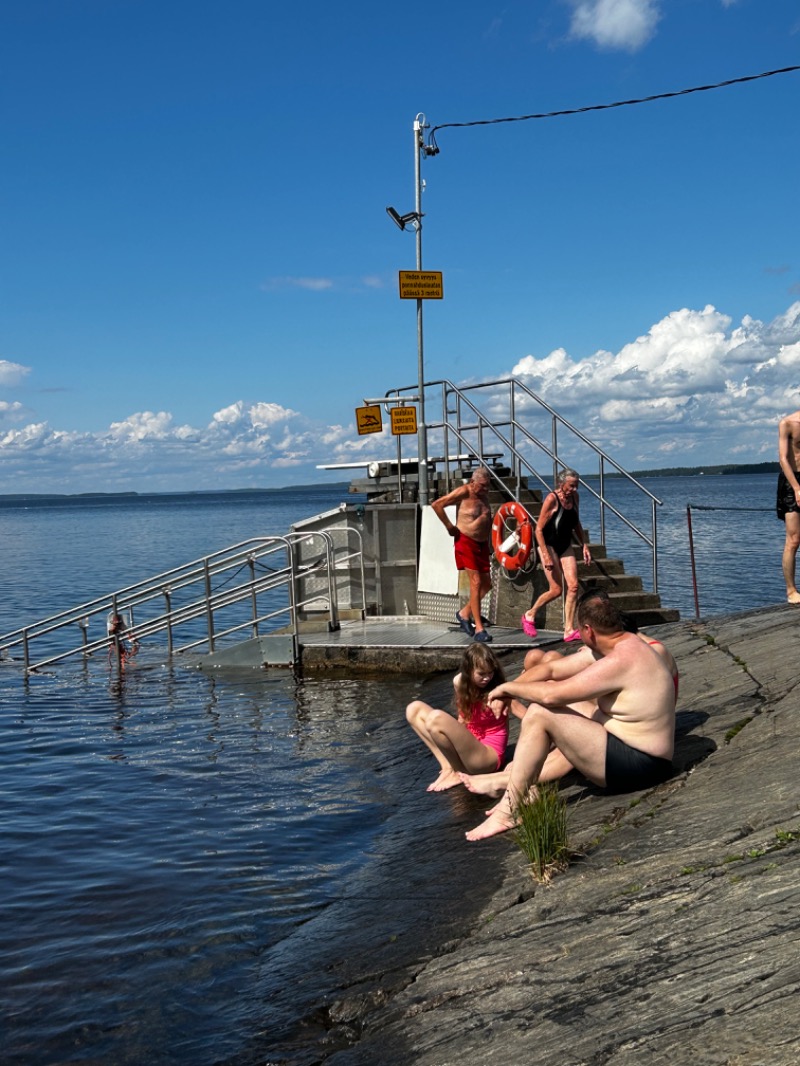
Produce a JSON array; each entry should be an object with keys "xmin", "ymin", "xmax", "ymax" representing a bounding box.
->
[{"xmin": 623, "ymin": 461, "xmax": 777, "ymax": 478}]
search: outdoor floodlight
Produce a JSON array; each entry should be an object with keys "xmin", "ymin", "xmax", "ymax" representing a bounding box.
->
[{"xmin": 386, "ymin": 206, "xmax": 421, "ymax": 231}]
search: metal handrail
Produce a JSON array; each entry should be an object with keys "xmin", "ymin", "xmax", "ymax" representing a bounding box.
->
[
  {"xmin": 385, "ymin": 375, "xmax": 663, "ymax": 592},
  {"xmin": 0, "ymin": 527, "xmax": 367, "ymax": 674}
]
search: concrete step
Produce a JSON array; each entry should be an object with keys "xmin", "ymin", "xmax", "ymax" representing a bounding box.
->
[
  {"xmin": 625, "ymin": 606, "xmax": 681, "ymax": 625},
  {"xmin": 579, "ymin": 572, "xmax": 644, "ymax": 594},
  {"xmin": 592, "ymin": 589, "xmax": 664, "ymax": 612}
]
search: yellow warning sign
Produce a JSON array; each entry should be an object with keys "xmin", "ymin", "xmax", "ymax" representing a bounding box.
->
[
  {"xmin": 398, "ymin": 270, "xmax": 443, "ymax": 299},
  {"xmin": 391, "ymin": 406, "xmax": 418, "ymax": 435},
  {"xmin": 355, "ymin": 405, "xmax": 383, "ymax": 435}
]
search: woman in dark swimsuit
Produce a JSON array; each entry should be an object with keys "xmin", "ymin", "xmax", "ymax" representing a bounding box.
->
[{"xmin": 521, "ymin": 468, "xmax": 591, "ymax": 642}]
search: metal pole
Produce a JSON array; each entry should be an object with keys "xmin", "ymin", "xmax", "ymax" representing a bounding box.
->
[
  {"xmin": 414, "ymin": 113, "xmax": 429, "ymax": 506},
  {"xmin": 687, "ymin": 505, "xmax": 700, "ymax": 620},
  {"xmin": 249, "ymin": 556, "xmax": 259, "ymax": 637},
  {"xmin": 203, "ymin": 560, "xmax": 215, "ymax": 652}
]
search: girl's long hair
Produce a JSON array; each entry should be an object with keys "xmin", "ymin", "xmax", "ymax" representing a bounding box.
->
[{"xmin": 453, "ymin": 643, "xmax": 505, "ymax": 723}]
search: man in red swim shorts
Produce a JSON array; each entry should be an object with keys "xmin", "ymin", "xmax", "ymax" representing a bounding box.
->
[{"xmin": 431, "ymin": 467, "xmax": 494, "ymax": 643}]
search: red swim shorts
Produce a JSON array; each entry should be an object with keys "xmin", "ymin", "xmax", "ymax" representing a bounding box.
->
[{"xmin": 454, "ymin": 532, "xmax": 491, "ymax": 573}]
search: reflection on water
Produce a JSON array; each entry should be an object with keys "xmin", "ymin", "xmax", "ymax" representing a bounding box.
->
[{"xmin": 1, "ymin": 660, "xmax": 440, "ymax": 1064}]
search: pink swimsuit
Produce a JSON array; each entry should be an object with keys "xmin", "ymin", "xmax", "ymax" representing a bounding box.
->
[{"xmin": 462, "ymin": 701, "xmax": 509, "ymax": 770}]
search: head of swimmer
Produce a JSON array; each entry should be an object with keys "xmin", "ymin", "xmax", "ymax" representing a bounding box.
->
[
  {"xmin": 469, "ymin": 467, "xmax": 491, "ymax": 492},
  {"xmin": 556, "ymin": 467, "xmax": 579, "ymax": 497},
  {"xmin": 459, "ymin": 642, "xmax": 504, "ymax": 702}
]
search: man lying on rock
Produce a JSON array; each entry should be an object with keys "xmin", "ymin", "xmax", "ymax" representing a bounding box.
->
[{"xmin": 464, "ymin": 590, "xmax": 676, "ymax": 842}]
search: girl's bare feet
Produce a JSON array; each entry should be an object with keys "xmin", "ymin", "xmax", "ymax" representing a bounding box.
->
[
  {"xmin": 457, "ymin": 770, "xmax": 507, "ymax": 797},
  {"xmin": 465, "ymin": 806, "xmax": 517, "ymax": 840},
  {"xmin": 427, "ymin": 768, "xmax": 462, "ymax": 792}
]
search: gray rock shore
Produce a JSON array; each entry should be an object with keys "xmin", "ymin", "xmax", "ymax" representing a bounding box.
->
[{"xmin": 327, "ymin": 605, "xmax": 800, "ymax": 1066}]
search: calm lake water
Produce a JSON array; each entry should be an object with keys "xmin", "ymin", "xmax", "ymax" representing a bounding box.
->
[{"xmin": 0, "ymin": 474, "xmax": 786, "ymax": 1064}]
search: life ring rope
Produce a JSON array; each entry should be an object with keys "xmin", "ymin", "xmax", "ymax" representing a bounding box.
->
[{"xmin": 491, "ymin": 501, "xmax": 535, "ymax": 572}]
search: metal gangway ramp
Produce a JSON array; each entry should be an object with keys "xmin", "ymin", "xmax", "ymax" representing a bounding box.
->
[{"xmin": 0, "ymin": 529, "xmax": 367, "ymax": 676}]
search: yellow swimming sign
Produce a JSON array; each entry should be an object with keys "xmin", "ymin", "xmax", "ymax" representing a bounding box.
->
[
  {"xmin": 391, "ymin": 406, "xmax": 418, "ymax": 436},
  {"xmin": 398, "ymin": 270, "xmax": 443, "ymax": 299},
  {"xmin": 355, "ymin": 405, "xmax": 383, "ymax": 435}
]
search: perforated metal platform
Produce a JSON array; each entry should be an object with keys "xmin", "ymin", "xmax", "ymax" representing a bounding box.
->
[{"xmin": 297, "ymin": 616, "xmax": 562, "ymax": 652}]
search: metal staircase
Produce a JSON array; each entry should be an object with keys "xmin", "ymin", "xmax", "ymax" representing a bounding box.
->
[{"xmin": 373, "ymin": 375, "xmax": 679, "ymax": 629}]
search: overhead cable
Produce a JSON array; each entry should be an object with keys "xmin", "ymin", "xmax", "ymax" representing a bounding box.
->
[{"xmin": 428, "ymin": 65, "xmax": 800, "ymax": 151}]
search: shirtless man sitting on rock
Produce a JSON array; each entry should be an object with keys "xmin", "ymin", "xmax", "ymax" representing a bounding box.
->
[
  {"xmin": 465, "ymin": 591, "xmax": 676, "ymax": 841},
  {"xmin": 460, "ymin": 598, "xmax": 679, "ymax": 799},
  {"xmin": 431, "ymin": 466, "xmax": 494, "ymax": 643}
]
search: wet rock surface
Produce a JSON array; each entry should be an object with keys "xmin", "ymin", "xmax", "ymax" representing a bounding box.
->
[{"xmin": 325, "ymin": 605, "xmax": 800, "ymax": 1066}]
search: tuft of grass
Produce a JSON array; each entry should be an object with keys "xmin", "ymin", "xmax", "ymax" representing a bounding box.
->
[
  {"xmin": 725, "ymin": 717, "xmax": 751, "ymax": 743},
  {"xmin": 512, "ymin": 783, "xmax": 570, "ymax": 883}
]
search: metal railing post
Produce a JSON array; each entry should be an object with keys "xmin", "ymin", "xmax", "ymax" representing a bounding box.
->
[
  {"xmin": 163, "ymin": 588, "xmax": 174, "ymax": 655},
  {"xmin": 111, "ymin": 595, "xmax": 124, "ymax": 672},
  {"xmin": 652, "ymin": 498, "xmax": 659, "ymax": 595},
  {"xmin": 509, "ymin": 381, "xmax": 519, "ymax": 491},
  {"xmin": 248, "ymin": 557, "xmax": 259, "ymax": 637},
  {"xmin": 551, "ymin": 415, "xmax": 559, "ymax": 485},
  {"xmin": 203, "ymin": 561, "xmax": 215, "ymax": 652}
]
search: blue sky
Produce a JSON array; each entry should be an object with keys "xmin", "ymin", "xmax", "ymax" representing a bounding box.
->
[{"xmin": 2, "ymin": 0, "xmax": 799, "ymax": 493}]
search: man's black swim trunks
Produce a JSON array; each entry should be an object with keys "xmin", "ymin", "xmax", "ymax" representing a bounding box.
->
[
  {"xmin": 605, "ymin": 732, "xmax": 673, "ymax": 793},
  {"xmin": 776, "ymin": 470, "xmax": 799, "ymax": 521}
]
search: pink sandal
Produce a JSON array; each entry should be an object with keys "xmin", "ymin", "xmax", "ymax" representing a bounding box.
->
[
  {"xmin": 563, "ymin": 629, "xmax": 582, "ymax": 643},
  {"xmin": 521, "ymin": 615, "xmax": 537, "ymax": 638}
]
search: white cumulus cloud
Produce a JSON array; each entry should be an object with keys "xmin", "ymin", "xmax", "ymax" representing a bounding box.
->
[
  {"xmin": 567, "ymin": 0, "xmax": 661, "ymax": 52},
  {"xmin": 1, "ymin": 300, "xmax": 799, "ymax": 492},
  {"xmin": 509, "ymin": 300, "xmax": 800, "ymax": 466},
  {"xmin": 0, "ymin": 359, "xmax": 31, "ymax": 387}
]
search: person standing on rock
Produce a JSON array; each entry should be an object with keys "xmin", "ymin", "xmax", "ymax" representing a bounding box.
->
[
  {"xmin": 521, "ymin": 468, "xmax": 591, "ymax": 643},
  {"xmin": 777, "ymin": 409, "xmax": 800, "ymax": 604},
  {"xmin": 465, "ymin": 592, "xmax": 675, "ymax": 841},
  {"xmin": 431, "ymin": 466, "xmax": 494, "ymax": 643}
]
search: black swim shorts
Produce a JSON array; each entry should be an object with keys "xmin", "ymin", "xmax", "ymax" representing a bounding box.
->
[
  {"xmin": 604, "ymin": 732, "xmax": 673, "ymax": 793},
  {"xmin": 776, "ymin": 470, "xmax": 799, "ymax": 521}
]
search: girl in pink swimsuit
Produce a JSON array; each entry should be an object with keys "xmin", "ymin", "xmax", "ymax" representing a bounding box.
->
[{"xmin": 406, "ymin": 643, "xmax": 525, "ymax": 793}]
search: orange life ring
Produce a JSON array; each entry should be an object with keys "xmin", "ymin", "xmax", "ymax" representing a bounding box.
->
[{"xmin": 491, "ymin": 502, "xmax": 534, "ymax": 572}]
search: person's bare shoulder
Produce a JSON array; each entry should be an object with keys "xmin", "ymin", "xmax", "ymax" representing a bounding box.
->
[
  {"xmin": 433, "ymin": 483, "xmax": 469, "ymax": 508},
  {"xmin": 779, "ymin": 411, "xmax": 800, "ymax": 435}
]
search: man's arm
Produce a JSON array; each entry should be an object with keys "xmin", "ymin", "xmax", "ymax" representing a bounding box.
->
[
  {"xmin": 491, "ymin": 652, "xmax": 625, "ymax": 708},
  {"xmin": 430, "ymin": 485, "xmax": 467, "ymax": 535},
  {"xmin": 519, "ymin": 647, "xmax": 594, "ymax": 684}
]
